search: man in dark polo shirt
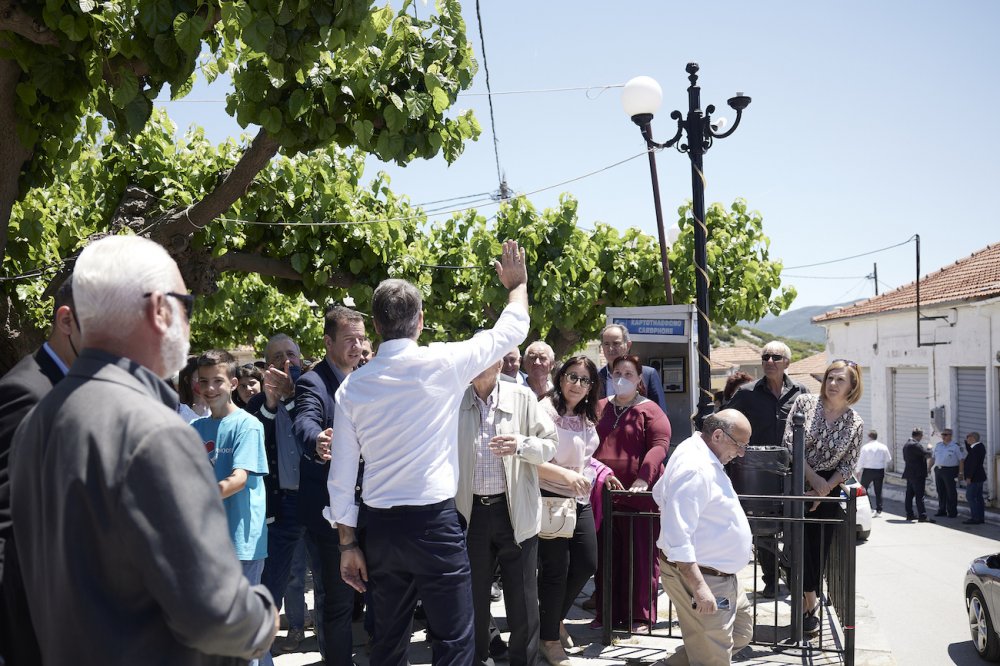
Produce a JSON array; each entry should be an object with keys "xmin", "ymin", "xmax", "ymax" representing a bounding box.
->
[{"xmin": 726, "ymin": 341, "xmax": 808, "ymax": 598}]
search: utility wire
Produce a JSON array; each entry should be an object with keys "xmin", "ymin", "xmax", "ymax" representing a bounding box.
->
[
  {"xmin": 784, "ymin": 236, "xmax": 916, "ymax": 270},
  {"xmin": 474, "ymin": 0, "xmax": 506, "ymax": 198},
  {"xmin": 783, "ymin": 273, "xmax": 869, "ymax": 280}
]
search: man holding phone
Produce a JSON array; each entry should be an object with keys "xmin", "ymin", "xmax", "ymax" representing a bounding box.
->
[{"xmin": 653, "ymin": 410, "xmax": 754, "ymax": 665}]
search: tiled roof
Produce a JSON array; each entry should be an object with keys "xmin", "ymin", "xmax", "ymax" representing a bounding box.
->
[
  {"xmin": 787, "ymin": 351, "xmax": 827, "ymax": 377},
  {"xmin": 790, "ymin": 373, "xmax": 822, "ymax": 395},
  {"xmin": 711, "ymin": 344, "xmax": 762, "ymax": 365},
  {"xmin": 814, "ymin": 242, "xmax": 1000, "ymax": 322},
  {"xmin": 710, "ymin": 357, "xmax": 734, "ymax": 371}
]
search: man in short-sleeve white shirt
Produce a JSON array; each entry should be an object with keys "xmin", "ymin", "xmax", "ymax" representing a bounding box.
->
[
  {"xmin": 856, "ymin": 430, "xmax": 892, "ymax": 516},
  {"xmin": 653, "ymin": 409, "xmax": 753, "ymax": 665}
]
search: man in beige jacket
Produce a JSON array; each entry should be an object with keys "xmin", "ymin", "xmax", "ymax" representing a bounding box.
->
[{"xmin": 456, "ymin": 358, "xmax": 557, "ymax": 666}]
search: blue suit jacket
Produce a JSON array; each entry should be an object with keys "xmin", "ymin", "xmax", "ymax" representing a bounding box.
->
[
  {"xmin": 292, "ymin": 360, "xmax": 341, "ymax": 530},
  {"xmin": 598, "ymin": 364, "xmax": 668, "ymax": 416}
]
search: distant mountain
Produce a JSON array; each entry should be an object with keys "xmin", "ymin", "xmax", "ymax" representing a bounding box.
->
[{"xmin": 740, "ymin": 302, "xmax": 850, "ymax": 343}]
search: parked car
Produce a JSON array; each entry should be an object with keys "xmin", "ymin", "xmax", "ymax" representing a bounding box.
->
[
  {"xmin": 842, "ymin": 475, "xmax": 873, "ymax": 541},
  {"xmin": 965, "ymin": 553, "xmax": 1000, "ymax": 661}
]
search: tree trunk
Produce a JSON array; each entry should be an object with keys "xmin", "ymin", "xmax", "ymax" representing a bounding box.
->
[
  {"xmin": 551, "ymin": 327, "xmax": 582, "ymax": 361},
  {"xmin": 0, "ymin": 57, "xmax": 33, "ymax": 268},
  {"xmin": 0, "ymin": 293, "xmax": 42, "ymax": 375}
]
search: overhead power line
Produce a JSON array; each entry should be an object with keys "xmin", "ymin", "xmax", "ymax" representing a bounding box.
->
[{"xmin": 784, "ymin": 236, "xmax": 916, "ymax": 270}]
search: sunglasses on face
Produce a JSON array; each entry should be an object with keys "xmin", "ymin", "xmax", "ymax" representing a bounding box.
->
[
  {"xmin": 144, "ymin": 291, "xmax": 195, "ymax": 319},
  {"xmin": 563, "ymin": 372, "xmax": 592, "ymax": 387},
  {"xmin": 761, "ymin": 354, "xmax": 785, "ymax": 362}
]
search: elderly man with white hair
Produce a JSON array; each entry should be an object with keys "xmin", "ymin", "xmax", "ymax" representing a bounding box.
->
[
  {"xmin": 10, "ymin": 235, "xmax": 278, "ymax": 665},
  {"xmin": 523, "ymin": 340, "xmax": 555, "ymax": 399}
]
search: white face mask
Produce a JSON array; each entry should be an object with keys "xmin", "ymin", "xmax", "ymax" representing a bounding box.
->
[{"xmin": 612, "ymin": 376, "xmax": 637, "ymax": 396}]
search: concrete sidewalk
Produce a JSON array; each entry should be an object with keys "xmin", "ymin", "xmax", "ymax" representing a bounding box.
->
[
  {"xmin": 875, "ymin": 473, "xmax": 999, "ymax": 526},
  {"xmin": 272, "ymin": 562, "xmax": 895, "ymax": 665}
]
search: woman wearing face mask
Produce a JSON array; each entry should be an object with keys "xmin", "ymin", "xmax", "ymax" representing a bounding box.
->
[{"xmin": 592, "ymin": 354, "xmax": 671, "ymax": 632}]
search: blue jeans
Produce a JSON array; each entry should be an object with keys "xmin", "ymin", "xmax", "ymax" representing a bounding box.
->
[
  {"xmin": 261, "ymin": 492, "xmax": 307, "ymax": 629},
  {"xmin": 241, "ymin": 560, "xmax": 274, "ymax": 666},
  {"xmin": 967, "ymin": 481, "xmax": 986, "ymax": 522}
]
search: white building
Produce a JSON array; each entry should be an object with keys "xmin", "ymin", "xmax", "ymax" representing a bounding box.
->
[{"xmin": 813, "ymin": 243, "xmax": 1000, "ymax": 505}]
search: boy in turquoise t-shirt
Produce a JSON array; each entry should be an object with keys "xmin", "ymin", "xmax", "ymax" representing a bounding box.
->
[{"xmin": 192, "ymin": 351, "xmax": 270, "ymax": 631}]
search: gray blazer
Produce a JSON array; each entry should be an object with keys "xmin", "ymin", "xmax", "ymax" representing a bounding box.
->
[{"xmin": 10, "ymin": 349, "xmax": 275, "ymax": 665}]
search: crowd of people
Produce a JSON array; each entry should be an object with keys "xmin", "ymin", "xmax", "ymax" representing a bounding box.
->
[{"xmin": 1, "ymin": 231, "xmax": 985, "ymax": 666}]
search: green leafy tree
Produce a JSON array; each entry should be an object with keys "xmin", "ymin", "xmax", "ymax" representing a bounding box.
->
[{"xmin": 1, "ymin": 0, "xmax": 478, "ymax": 367}]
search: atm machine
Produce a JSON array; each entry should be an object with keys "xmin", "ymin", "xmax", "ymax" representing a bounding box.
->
[{"xmin": 605, "ymin": 305, "xmax": 699, "ymax": 445}]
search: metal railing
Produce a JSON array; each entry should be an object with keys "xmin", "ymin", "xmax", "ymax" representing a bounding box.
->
[{"xmin": 598, "ymin": 488, "xmax": 856, "ymax": 664}]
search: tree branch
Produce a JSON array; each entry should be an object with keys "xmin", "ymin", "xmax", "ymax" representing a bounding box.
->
[
  {"xmin": 0, "ymin": 2, "xmax": 59, "ymax": 46},
  {"xmin": 150, "ymin": 128, "xmax": 280, "ymax": 249},
  {"xmin": 216, "ymin": 251, "xmax": 355, "ymax": 289},
  {"xmin": 0, "ymin": 57, "xmax": 34, "ymax": 266}
]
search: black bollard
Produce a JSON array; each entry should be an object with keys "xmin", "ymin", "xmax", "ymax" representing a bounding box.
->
[{"xmin": 789, "ymin": 408, "xmax": 806, "ymax": 643}]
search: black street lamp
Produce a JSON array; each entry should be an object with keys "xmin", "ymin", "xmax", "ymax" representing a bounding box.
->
[{"xmin": 622, "ymin": 63, "xmax": 750, "ymax": 428}]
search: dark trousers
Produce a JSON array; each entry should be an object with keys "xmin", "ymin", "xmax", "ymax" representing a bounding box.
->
[
  {"xmin": 537, "ymin": 500, "xmax": 597, "ymax": 641},
  {"xmin": 803, "ymin": 471, "xmax": 841, "ymax": 595},
  {"xmin": 934, "ymin": 466, "xmax": 959, "ymax": 516},
  {"xmin": 757, "ymin": 537, "xmax": 780, "ymax": 587},
  {"xmin": 967, "ymin": 481, "xmax": 986, "ymax": 522},
  {"xmin": 468, "ymin": 498, "xmax": 539, "ymax": 666},
  {"xmin": 0, "ymin": 536, "xmax": 42, "ymax": 665},
  {"xmin": 905, "ymin": 477, "xmax": 927, "ymax": 519},
  {"xmin": 303, "ymin": 518, "xmax": 355, "ymax": 665},
  {"xmin": 859, "ymin": 468, "xmax": 886, "ymax": 512},
  {"xmin": 261, "ymin": 491, "xmax": 307, "ymax": 624},
  {"xmin": 366, "ymin": 499, "xmax": 474, "ymax": 666}
]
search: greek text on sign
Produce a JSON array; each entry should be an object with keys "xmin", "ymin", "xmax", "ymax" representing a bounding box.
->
[{"xmin": 612, "ymin": 318, "xmax": 686, "ymax": 337}]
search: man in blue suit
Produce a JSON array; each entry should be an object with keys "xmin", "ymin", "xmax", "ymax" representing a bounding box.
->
[
  {"xmin": 596, "ymin": 324, "xmax": 668, "ymax": 415},
  {"xmin": 292, "ymin": 305, "xmax": 366, "ymax": 665}
]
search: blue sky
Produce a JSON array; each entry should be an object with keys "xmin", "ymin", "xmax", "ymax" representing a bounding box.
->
[{"xmin": 158, "ymin": 1, "xmax": 1000, "ymax": 309}]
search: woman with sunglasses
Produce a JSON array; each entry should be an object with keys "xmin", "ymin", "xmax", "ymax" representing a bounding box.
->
[
  {"xmin": 781, "ymin": 359, "xmax": 864, "ymax": 635},
  {"xmin": 592, "ymin": 354, "xmax": 671, "ymax": 633},
  {"xmin": 534, "ymin": 356, "xmax": 609, "ymax": 665}
]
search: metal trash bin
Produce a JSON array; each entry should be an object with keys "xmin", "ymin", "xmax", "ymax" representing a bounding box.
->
[{"xmin": 728, "ymin": 446, "xmax": 790, "ymax": 536}]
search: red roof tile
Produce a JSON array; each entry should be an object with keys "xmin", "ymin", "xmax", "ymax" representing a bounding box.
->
[
  {"xmin": 711, "ymin": 345, "xmax": 762, "ymax": 365},
  {"xmin": 813, "ymin": 243, "xmax": 1000, "ymax": 322},
  {"xmin": 787, "ymin": 351, "xmax": 827, "ymax": 376}
]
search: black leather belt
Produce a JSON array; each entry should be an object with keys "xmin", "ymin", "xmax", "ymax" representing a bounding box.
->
[
  {"xmin": 473, "ymin": 493, "xmax": 506, "ymax": 506},
  {"xmin": 660, "ymin": 554, "xmax": 732, "ymax": 578},
  {"xmin": 363, "ymin": 498, "xmax": 455, "ymax": 514}
]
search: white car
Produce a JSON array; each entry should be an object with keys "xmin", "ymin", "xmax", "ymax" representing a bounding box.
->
[{"xmin": 842, "ymin": 475, "xmax": 873, "ymax": 541}]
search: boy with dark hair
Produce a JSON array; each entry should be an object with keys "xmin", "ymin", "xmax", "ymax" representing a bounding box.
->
[{"xmin": 192, "ymin": 350, "xmax": 271, "ymax": 664}]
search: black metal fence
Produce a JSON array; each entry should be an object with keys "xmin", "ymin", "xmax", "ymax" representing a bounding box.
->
[{"xmin": 599, "ymin": 486, "xmax": 857, "ymax": 665}]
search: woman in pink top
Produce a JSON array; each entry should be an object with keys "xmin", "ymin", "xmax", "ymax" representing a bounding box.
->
[{"xmin": 593, "ymin": 354, "xmax": 671, "ymax": 632}]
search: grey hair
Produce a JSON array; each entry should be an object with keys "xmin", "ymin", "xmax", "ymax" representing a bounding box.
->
[
  {"xmin": 967, "ymin": 431, "xmax": 981, "ymax": 442},
  {"xmin": 264, "ymin": 333, "xmax": 299, "ymax": 358},
  {"xmin": 701, "ymin": 410, "xmax": 744, "ymax": 438},
  {"xmin": 372, "ymin": 279, "xmax": 422, "ymax": 341},
  {"xmin": 524, "ymin": 340, "xmax": 554, "ymax": 363},
  {"xmin": 73, "ymin": 235, "xmax": 179, "ymax": 341},
  {"xmin": 600, "ymin": 323, "xmax": 631, "ymax": 343},
  {"xmin": 762, "ymin": 340, "xmax": 792, "ymax": 360}
]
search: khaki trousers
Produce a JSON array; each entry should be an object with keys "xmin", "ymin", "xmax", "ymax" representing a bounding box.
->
[{"xmin": 659, "ymin": 563, "xmax": 752, "ymax": 666}]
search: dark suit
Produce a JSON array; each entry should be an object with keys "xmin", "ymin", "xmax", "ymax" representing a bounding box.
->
[
  {"xmin": 598, "ymin": 364, "xmax": 668, "ymax": 416},
  {"xmin": 965, "ymin": 441, "xmax": 987, "ymax": 522},
  {"xmin": 901, "ymin": 439, "xmax": 931, "ymax": 519},
  {"xmin": 0, "ymin": 346, "xmax": 65, "ymax": 664},
  {"xmin": 292, "ymin": 360, "xmax": 354, "ymax": 664}
]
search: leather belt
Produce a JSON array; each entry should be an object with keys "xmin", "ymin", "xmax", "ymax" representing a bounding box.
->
[
  {"xmin": 660, "ymin": 554, "xmax": 732, "ymax": 578},
  {"xmin": 473, "ymin": 493, "xmax": 506, "ymax": 506}
]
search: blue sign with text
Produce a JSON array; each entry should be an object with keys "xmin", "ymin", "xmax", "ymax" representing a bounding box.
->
[{"xmin": 612, "ymin": 317, "xmax": 686, "ymax": 337}]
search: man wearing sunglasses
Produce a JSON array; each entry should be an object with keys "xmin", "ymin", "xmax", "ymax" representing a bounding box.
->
[
  {"xmin": 9, "ymin": 235, "xmax": 278, "ymax": 664},
  {"xmin": 726, "ymin": 341, "xmax": 809, "ymax": 599}
]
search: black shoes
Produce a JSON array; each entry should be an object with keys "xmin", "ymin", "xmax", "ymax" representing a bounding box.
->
[
  {"xmin": 489, "ymin": 634, "xmax": 508, "ymax": 658},
  {"xmin": 963, "ymin": 519, "xmax": 985, "ymax": 525},
  {"xmin": 918, "ymin": 515, "xmax": 935, "ymax": 523},
  {"xmin": 905, "ymin": 515, "xmax": 915, "ymax": 521},
  {"xmin": 934, "ymin": 512, "xmax": 946, "ymax": 517},
  {"xmin": 803, "ymin": 604, "xmax": 820, "ymax": 635},
  {"xmin": 761, "ymin": 583, "xmax": 776, "ymax": 599}
]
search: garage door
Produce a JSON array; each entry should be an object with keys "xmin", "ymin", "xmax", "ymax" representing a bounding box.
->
[
  {"xmin": 853, "ymin": 368, "xmax": 873, "ymax": 434},
  {"xmin": 891, "ymin": 367, "xmax": 929, "ymax": 473},
  {"xmin": 955, "ymin": 367, "xmax": 988, "ymax": 443}
]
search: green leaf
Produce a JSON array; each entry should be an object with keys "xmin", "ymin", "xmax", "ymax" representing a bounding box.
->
[
  {"xmin": 78, "ymin": 0, "xmax": 96, "ymax": 12},
  {"xmin": 153, "ymin": 33, "xmax": 179, "ymax": 68},
  {"xmin": 173, "ymin": 13, "xmax": 203, "ymax": 54},
  {"xmin": 288, "ymin": 88, "xmax": 309, "ymax": 119},
  {"xmin": 15, "ymin": 83, "xmax": 37, "ymax": 106},
  {"xmin": 266, "ymin": 27, "xmax": 288, "ymax": 59},
  {"xmin": 431, "ymin": 87, "xmax": 450, "ymax": 113},
  {"xmin": 261, "ymin": 106, "xmax": 283, "ymax": 134},
  {"xmin": 383, "ymin": 104, "xmax": 406, "ymax": 133},
  {"xmin": 243, "ymin": 15, "xmax": 275, "ymax": 51},
  {"xmin": 123, "ymin": 95, "xmax": 153, "ymax": 133},
  {"xmin": 170, "ymin": 73, "xmax": 196, "ymax": 100},
  {"xmin": 291, "ymin": 253, "xmax": 306, "ymax": 273},
  {"xmin": 140, "ymin": 0, "xmax": 174, "ymax": 36},
  {"xmin": 404, "ymin": 90, "xmax": 429, "ymax": 119},
  {"xmin": 112, "ymin": 69, "xmax": 139, "ymax": 108},
  {"xmin": 349, "ymin": 258, "xmax": 363, "ymax": 274}
]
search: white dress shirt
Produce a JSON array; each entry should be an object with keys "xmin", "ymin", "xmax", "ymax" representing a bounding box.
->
[
  {"xmin": 326, "ymin": 303, "xmax": 529, "ymax": 527},
  {"xmin": 653, "ymin": 433, "xmax": 752, "ymax": 575},
  {"xmin": 856, "ymin": 440, "xmax": 892, "ymax": 471}
]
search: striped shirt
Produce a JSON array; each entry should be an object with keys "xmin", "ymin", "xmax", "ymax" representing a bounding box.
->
[{"xmin": 473, "ymin": 382, "xmax": 506, "ymax": 495}]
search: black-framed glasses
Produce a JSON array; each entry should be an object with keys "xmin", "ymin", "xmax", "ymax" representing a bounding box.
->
[
  {"xmin": 564, "ymin": 372, "xmax": 592, "ymax": 387},
  {"xmin": 721, "ymin": 429, "xmax": 749, "ymax": 451},
  {"xmin": 144, "ymin": 291, "xmax": 194, "ymax": 319},
  {"xmin": 832, "ymin": 358, "xmax": 858, "ymax": 368},
  {"xmin": 761, "ymin": 353, "xmax": 785, "ymax": 362}
]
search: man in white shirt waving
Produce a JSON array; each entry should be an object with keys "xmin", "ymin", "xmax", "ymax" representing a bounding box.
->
[
  {"xmin": 653, "ymin": 409, "xmax": 753, "ymax": 666},
  {"xmin": 328, "ymin": 240, "xmax": 530, "ymax": 665},
  {"xmin": 856, "ymin": 430, "xmax": 892, "ymax": 517}
]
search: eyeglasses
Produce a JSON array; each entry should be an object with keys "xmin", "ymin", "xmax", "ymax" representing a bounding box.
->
[
  {"xmin": 563, "ymin": 372, "xmax": 592, "ymax": 387},
  {"xmin": 601, "ymin": 341, "xmax": 626, "ymax": 349},
  {"xmin": 721, "ymin": 429, "xmax": 750, "ymax": 451},
  {"xmin": 833, "ymin": 358, "xmax": 858, "ymax": 368},
  {"xmin": 144, "ymin": 291, "xmax": 195, "ymax": 319},
  {"xmin": 761, "ymin": 354, "xmax": 785, "ymax": 362}
]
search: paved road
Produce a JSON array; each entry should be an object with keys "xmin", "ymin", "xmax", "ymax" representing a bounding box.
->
[{"xmin": 856, "ymin": 495, "xmax": 999, "ymax": 665}]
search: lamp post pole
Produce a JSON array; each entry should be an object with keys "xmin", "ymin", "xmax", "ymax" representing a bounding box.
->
[{"xmin": 623, "ymin": 63, "xmax": 750, "ymax": 428}]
